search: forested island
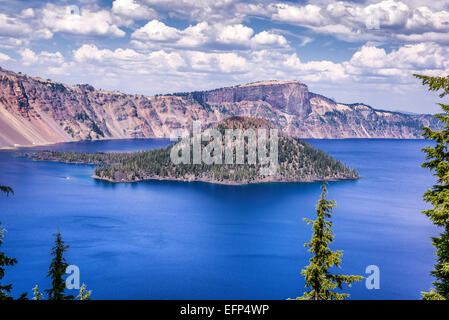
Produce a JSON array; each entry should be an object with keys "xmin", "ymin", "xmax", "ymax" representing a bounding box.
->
[{"xmin": 25, "ymin": 117, "xmax": 358, "ymax": 185}]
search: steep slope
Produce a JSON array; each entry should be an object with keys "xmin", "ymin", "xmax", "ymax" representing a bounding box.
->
[{"xmin": 0, "ymin": 67, "xmax": 441, "ymax": 148}]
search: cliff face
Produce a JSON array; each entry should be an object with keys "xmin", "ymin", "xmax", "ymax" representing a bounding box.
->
[
  {"xmin": 199, "ymin": 80, "xmax": 312, "ymax": 118},
  {"xmin": 0, "ymin": 67, "xmax": 441, "ymax": 148}
]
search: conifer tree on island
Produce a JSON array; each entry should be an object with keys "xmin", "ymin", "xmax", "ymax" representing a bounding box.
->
[
  {"xmin": 295, "ymin": 184, "xmax": 363, "ymax": 300},
  {"xmin": 414, "ymin": 74, "xmax": 449, "ymax": 300},
  {"xmin": 46, "ymin": 231, "xmax": 74, "ymax": 300}
]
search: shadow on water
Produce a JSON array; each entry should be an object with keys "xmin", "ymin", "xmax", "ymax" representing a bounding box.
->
[
  {"xmin": 93, "ymin": 178, "xmax": 118, "ymax": 189},
  {"xmin": 98, "ymin": 176, "xmax": 360, "ymax": 198}
]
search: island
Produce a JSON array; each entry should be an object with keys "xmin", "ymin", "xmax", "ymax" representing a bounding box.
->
[{"xmin": 25, "ymin": 117, "xmax": 359, "ymax": 185}]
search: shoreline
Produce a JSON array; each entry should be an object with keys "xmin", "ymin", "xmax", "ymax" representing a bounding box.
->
[
  {"xmin": 0, "ymin": 136, "xmax": 429, "ymax": 151},
  {"xmin": 25, "ymin": 154, "xmax": 360, "ymax": 186},
  {"xmin": 92, "ymin": 173, "xmax": 360, "ymax": 186},
  {"xmin": 25, "ymin": 155, "xmax": 359, "ymax": 186},
  {"xmin": 0, "ymin": 141, "xmax": 60, "ymax": 151}
]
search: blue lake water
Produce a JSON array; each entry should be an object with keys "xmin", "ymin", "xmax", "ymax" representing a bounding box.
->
[{"xmin": 0, "ymin": 139, "xmax": 439, "ymax": 300}]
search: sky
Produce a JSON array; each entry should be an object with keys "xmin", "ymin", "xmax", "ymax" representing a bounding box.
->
[{"xmin": 0, "ymin": 0, "xmax": 448, "ymax": 114}]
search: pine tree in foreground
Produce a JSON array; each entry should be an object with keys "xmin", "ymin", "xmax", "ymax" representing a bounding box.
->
[
  {"xmin": 295, "ymin": 184, "xmax": 363, "ymax": 300},
  {"xmin": 77, "ymin": 283, "xmax": 92, "ymax": 300},
  {"xmin": 0, "ymin": 223, "xmax": 17, "ymax": 300},
  {"xmin": 45, "ymin": 231, "xmax": 74, "ymax": 300},
  {"xmin": 1, "ymin": 187, "xmax": 91, "ymax": 300},
  {"xmin": 414, "ymin": 74, "xmax": 449, "ymax": 300},
  {"xmin": 0, "ymin": 186, "xmax": 18, "ymax": 300},
  {"xmin": 34, "ymin": 236, "xmax": 93, "ymax": 300}
]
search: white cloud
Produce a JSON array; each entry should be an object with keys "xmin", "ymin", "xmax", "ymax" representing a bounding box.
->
[
  {"xmin": 0, "ymin": 37, "xmax": 26, "ymax": 50},
  {"xmin": 251, "ymin": 31, "xmax": 287, "ymax": 47},
  {"xmin": 176, "ymin": 22, "xmax": 210, "ymax": 47},
  {"xmin": 141, "ymin": 0, "xmax": 248, "ymax": 23},
  {"xmin": 217, "ymin": 24, "xmax": 254, "ymax": 44},
  {"xmin": 270, "ymin": 0, "xmax": 449, "ymax": 44},
  {"xmin": 216, "ymin": 52, "xmax": 248, "ymax": 73},
  {"xmin": 74, "ymin": 44, "xmax": 145, "ymax": 63},
  {"xmin": 0, "ymin": 13, "xmax": 32, "ymax": 37},
  {"xmin": 149, "ymin": 50, "xmax": 186, "ymax": 70},
  {"xmin": 131, "ymin": 20, "xmax": 289, "ymax": 50},
  {"xmin": 19, "ymin": 48, "xmax": 64, "ymax": 67},
  {"xmin": 42, "ymin": 4, "xmax": 126, "ymax": 38},
  {"xmin": 73, "ymin": 44, "xmax": 185, "ymax": 72},
  {"xmin": 0, "ymin": 12, "xmax": 52, "ymax": 41},
  {"xmin": 131, "ymin": 19, "xmax": 181, "ymax": 41},
  {"xmin": 273, "ymin": 4, "xmax": 325, "ymax": 26},
  {"xmin": 38, "ymin": 51, "xmax": 65, "ymax": 65},
  {"xmin": 65, "ymin": 38, "xmax": 449, "ymax": 92},
  {"xmin": 112, "ymin": 0, "xmax": 157, "ymax": 20},
  {"xmin": 246, "ymin": 50, "xmax": 349, "ymax": 83},
  {"xmin": 244, "ymin": 41, "xmax": 449, "ymax": 84},
  {"xmin": 73, "ymin": 43, "xmax": 250, "ymax": 74},
  {"xmin": 397, "ymin": 31, "xmax": 449, "ymax": 43},
  {"xmin": 187, "ymin": 51, "xmax": 248, "ymax": 73},
  {"xmin": 346, "ymin": 43, "xmax": 449, "ymax": 73},
  {"xmin": 350, "ymin": 46, "xmax": 388, "ymax": 71},
  {"xmin": 20, "ymin": 8, "xmax": 35, "ymax": 19},
  {"xmin": 19, "ymin": 48, "xmax": 38, "ymax": 66},
  {"xmin": 0, "ymin": 52, "xmax": 11, "ymax": 62}
]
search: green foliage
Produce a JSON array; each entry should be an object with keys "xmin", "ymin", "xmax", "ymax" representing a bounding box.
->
[
  {"xmin": 414, "ymin": 74, "xmax": 449, "ymax": 98},
  {"xmin": 45, "ymin": 231, "xmax": 73, "ymax": 300},
  {"xmin": 0, "ymin": 186, "xmax": 21, "ymax": 300},
  {"xmin": 1, "ymin": 186, "xmax": 91, "ymax": 300},
  {"xmin": 33, "ymin": 236, "xmax": 93, "ymax": 300},
  {"xmin": 421, "ymin": 288, "xmax": 446, "ymax": 300},
  {"xmin": 74, "ymin": 112, "xmax": 104, "ymax": 137},
  {"xmin": 0, "ymin": 188, "xmax": 28, "ymax": 300},
  {"xmin": 295, "ymin": 184, "xmax": 363, "ymax": 300},
  {"xmin": 77, "ymin": 283, "xmax": 92, "ymax": 300},
  {"xmin": 415, "ymin": 74, "xmax": 449, "ymax": 300},
  {"xmin": 37, "ymin": 80, "xmax": 67, "ymax": 92},
  {"xmin": 32, "ymin": 285, "xmax": 43, "ymax": 300},
  {"xmin": 0, "ymin": 186, "xmax": 13, "ymax": 196},
  {"xmin": 0, "ymin": 223, "xmax": 17, "ymax": 300}
]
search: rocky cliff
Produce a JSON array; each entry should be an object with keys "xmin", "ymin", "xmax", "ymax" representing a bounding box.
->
[{"xmin": 0, "ymin": 67, "xmax": 441, "ymax": 148}]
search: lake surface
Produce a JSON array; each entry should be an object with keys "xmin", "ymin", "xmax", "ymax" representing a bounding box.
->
[{"xmin": 0, "ymin": 139, "xmax": 439, "ymax": 299}]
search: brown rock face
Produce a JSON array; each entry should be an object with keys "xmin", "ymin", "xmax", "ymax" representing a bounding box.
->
[
  {"xmin": 0, "ymin": 67, "xmax": 441, "ymax": 148},
  {"xmin": 199, "ymin": 80, "xmax": 311, "ymax": 117}
]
